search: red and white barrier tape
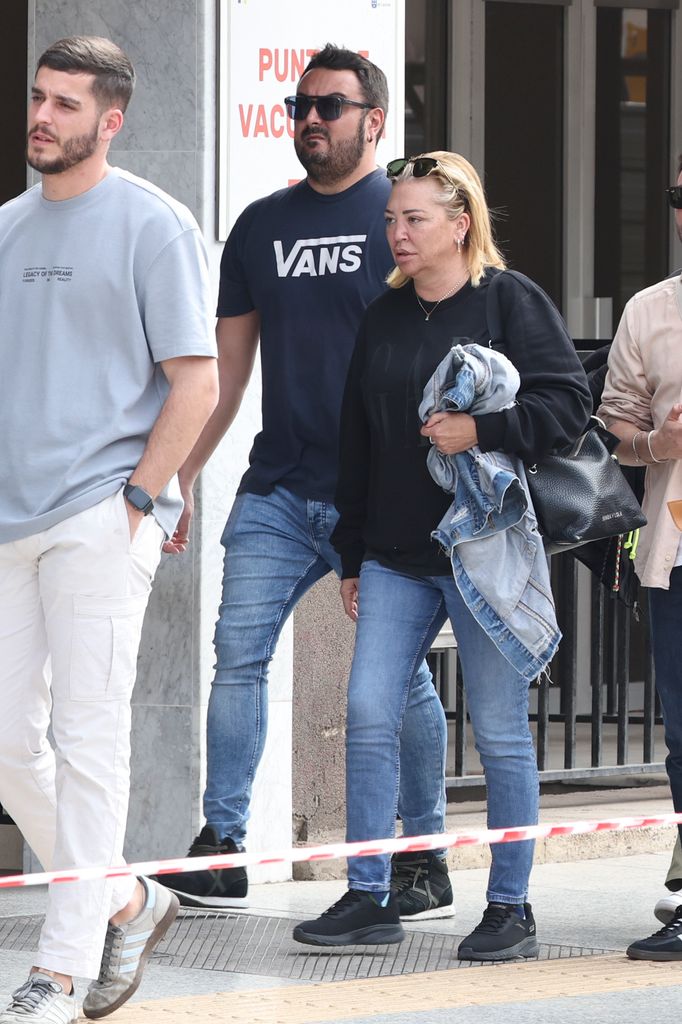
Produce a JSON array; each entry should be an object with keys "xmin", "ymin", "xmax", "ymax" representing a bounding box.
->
[{"xmin": 1, "ymin": 813, "xmax": 680, "ymax": 890}]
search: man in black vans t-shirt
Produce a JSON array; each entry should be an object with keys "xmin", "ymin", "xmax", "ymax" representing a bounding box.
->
[{"xmin": 156, "ymin": 45, "xmax": 453, "ymax": 926}]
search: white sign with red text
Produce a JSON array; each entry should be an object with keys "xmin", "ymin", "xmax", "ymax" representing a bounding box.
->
[{"xmin": 217, "ymin": 0, "xmax": 405, "ymax": 239}]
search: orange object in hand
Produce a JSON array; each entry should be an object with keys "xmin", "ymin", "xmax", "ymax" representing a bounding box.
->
[{"xmin": 668, "ymin": 500, "xmax": 682, "ymax": 530}]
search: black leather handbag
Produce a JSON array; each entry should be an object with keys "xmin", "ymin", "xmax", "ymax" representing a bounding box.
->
[
  {"xmin": 525, "ymin": 420, "xmax": 647, "ymax": 554},
  {"xmin": 484, "ymin": 270, "xmax": 646, "ymax": 553}
]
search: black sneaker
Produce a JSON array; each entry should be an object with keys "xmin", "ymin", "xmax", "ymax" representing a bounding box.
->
[
  {"xmin": 627, "ymin": 905, "xmax": 682, "ymax": 960},
  {"xmin": 292, "ymin": 890, "xmax": 405, "ymax": 946},
  {"xmin": 390, "ymin": 851, "xmax": 455, "ymax": 920},
  {"xmin": 153, "ymin": 825, "xmax": 248, "ymax": 909},
  {"xmin": 458, "ymin": 902, "xmax": 539, "ymax": 961}
]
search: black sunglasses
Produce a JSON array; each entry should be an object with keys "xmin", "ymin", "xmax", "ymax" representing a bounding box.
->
[
  {"xmin": 386, "ymin": 156, "xmax": 466, "ymax": 203},
  {"xmin": 666, "ymin": 186, "xmax": 682, "ymax": 210},
  {"xmin": 386, "ymin": 156, "xmax": 442, "ymax": 179},
  {"xmin": 284, "ymin": 94, "xmax": 372, "ymax": 122}
]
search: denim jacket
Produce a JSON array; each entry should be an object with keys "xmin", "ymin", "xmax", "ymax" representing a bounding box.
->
[{"xmin": 419, "ymin": 343, "xmax": 560, "ymax": 682}]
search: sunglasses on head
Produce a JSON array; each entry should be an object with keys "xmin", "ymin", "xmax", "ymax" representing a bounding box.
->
[
  {"xmin": 386, "ymin": 156, "xmax": 466, "ymax": 204},
  {"xmin": 666, "ymin": 186, "xmax": 682, "ymax": 210},
  {"xmin": 284, "ymin": 94, "xmax": 372, "ymax": 122},
  {"xmin": 386, "ymin": 156, "xmax": 442, "ymax": 180}
]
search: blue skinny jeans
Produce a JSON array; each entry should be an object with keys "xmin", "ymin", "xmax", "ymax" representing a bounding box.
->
[
  {"xmin": 204, "ymin": 486, "xmax": 447, "ymax": 846},
  {"xmin": 345, "ymin": 559, "xmax": 538, "ymax": 904}
]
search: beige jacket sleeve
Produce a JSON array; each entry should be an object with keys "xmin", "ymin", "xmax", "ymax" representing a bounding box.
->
[{"xmin": 598, "ymin": 297, "xmax": 654, "ymax": 432}]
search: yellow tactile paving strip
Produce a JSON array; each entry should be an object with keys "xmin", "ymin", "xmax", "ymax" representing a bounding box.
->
[{"xmin": 103, "ymin": 955, "xmax": 682, "ymax": 1024}]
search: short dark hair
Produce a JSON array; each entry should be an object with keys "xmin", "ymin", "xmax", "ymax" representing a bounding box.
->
[
  {"xmin": 301, "ymin": 43, "xmax": 389, "ymax": 138},
  {"xmin": 37, "ymin": 36, "xmax": 135, "ymax": 112}
]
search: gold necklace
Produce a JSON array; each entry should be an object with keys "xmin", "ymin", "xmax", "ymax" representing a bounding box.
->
[{"xmin": 415, "ymin": 270, "xmax": 470, "ymax": 321}]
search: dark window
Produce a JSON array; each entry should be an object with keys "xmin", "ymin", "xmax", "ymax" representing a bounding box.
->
[
  {"xmin": 0, "ymin": 1, "xmax": 28, "ymax": 205},
  {"xmin": 404, "ymin": 0, "xmax": 449, "ymax": 157},
  {"xmin": 484, "ymin": 1, "xmax": 565, "ymax": 308},
  {"xmin": 594, "ymin": 7, "xmax": 671, "ymax": 325}
]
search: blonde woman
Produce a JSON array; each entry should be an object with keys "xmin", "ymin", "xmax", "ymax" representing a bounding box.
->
[{"xmin": 293, "ymin": 153, "xmax": 591, "ymax": 960}]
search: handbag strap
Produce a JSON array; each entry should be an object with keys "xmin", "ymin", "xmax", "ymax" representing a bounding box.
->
[
  {"xmin": 485, "ymin": 271, "xmax": 601, "ymax": 461},
  {"xmin": 485, "ymin": 268, "xmax": 505, "ymax": 353},
  {"xmin": 484, "ymin": 268, "xmax": 530, "ymax": 355}
]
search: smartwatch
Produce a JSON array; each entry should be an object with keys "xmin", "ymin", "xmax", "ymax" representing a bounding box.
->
[{"xmin": 123, "ymin": 483, "xmax": 154, "ymax": 516}]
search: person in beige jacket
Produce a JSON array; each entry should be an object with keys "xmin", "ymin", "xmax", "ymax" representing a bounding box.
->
[{"xmin": 598, "ymin": 155, "xmax": 682, "ymax": 961}]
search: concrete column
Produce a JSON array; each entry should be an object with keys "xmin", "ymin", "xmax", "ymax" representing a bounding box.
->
[{"xmin": 292, "ymin": 574, "xmax": 355, "ymax": 876}]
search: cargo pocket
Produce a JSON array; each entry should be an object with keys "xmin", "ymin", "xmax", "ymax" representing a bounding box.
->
[{"xmin": 69, "ymin": 591, "xmax": 150, "ymax": 701}]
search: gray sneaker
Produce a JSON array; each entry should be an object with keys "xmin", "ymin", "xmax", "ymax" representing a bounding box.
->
[
  {"xmin": 0, "ymin": 974, "xmax": 77, "ymax": 1023},
  {"xmin": 82, "ymin": 877, "xmax": 179, "ymax": 1019},
  {"xmin": 654, "ymin": 890, "xmax": 682, "ymax": 924}
]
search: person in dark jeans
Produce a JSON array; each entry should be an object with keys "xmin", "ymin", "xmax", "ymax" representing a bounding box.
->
[{"xmin": 599, "ymin": 155, "xmax": 682, "ymax": 960}]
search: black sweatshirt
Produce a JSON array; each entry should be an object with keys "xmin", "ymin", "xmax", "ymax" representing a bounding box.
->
[{"xmin": 331, "ymin": 268, "xmax": 593, "ymax": 579}]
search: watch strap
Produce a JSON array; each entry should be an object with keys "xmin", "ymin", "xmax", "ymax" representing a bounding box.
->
[{"xmin": 123, "ymin": 483, "xmax": 154, "ymax": 516}]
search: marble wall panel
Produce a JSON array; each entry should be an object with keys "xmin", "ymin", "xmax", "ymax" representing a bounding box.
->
[
  {"xmin": 33, "ymin": 0, "xmax": 198, "ymax": 153},
  {"xmin": 113, "ymin": 151, "xmax": 199, "ymax": 218},
  {"xmin": 134, "ymin": 555, "xmax": 198, "ymax": 708},
  {"xmin": 26, "ymin": 2, "xmax": 36, "ymax": 77},
  {"xmin": 125, "ymin": 704, "xmax": 198, "ymax": 861},
  {"xmin": 200, "ymin": 383, "xmax": 263, "ymax": 529}
]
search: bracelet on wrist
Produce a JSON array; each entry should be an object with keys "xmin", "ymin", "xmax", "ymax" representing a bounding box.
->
[
  {"xmin": 646, "ymin": 430, "xmax": 668, "ymax": 465},
  {"xmin": 632, "ymin": 431, "xmax": 644, "ymax": 464}
]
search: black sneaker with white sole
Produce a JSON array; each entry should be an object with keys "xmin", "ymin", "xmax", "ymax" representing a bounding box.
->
[
  {"xmin": 292, "ymin": 890, "xmax": 405, "ymax": 947},
  {"xmin": 390, "ymin": 851, "xmax": 455, "ymax": 920},
  {"xmin": 458, "ymin": 902, "xmax": 539, "ymax": 961},
  {"xmin": 627, "ymin": 905, "xmax": 682, "ymax": 961},
  {"xmin": 152, "ymin": 825, "xmax": 248, "ymax": 909}
]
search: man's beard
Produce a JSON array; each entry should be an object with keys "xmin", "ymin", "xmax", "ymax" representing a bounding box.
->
[
  {"xmin": 26, "ymin": 122, "xmax": 100, "ymax": 175},
  {"xmin": 294, "ymin": 115, "xmax": 367, "ymax": 187}
]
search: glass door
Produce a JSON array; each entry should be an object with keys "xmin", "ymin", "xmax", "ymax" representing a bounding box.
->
[
  {"xmin": 414, "ymin": 1, "xmax": 678, "ymax": 330},
  {"xmin": 0, "ymin": 0, "xmax": 28, "ymax": 205},
  {"xmin": 594, "ymin": 6, "xmax": 672, "ymax": 324},
  {"xmin": 470, "ymin": 0, "xmax": 677, "ymax": 332},
  {"xmin": 404, "ymin": 0, "xmax": 449, "ymax": 156},
  {"xmin": 484, "ymin": 1, "xmax": 566, "ymax": 308}
]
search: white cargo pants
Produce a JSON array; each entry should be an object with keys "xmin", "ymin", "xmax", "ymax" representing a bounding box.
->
[{"xmin": 0, "ymin": 490, "xmax": 163, "ymax": 978}]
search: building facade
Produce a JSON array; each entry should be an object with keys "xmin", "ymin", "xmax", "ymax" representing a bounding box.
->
[{"xmin": 1, "ymin": 0, "xmax": 680, "ymax": 878}]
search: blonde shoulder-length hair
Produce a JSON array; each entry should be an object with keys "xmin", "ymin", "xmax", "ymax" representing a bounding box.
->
[{"xmin": 386, "ymin": 150, "xmax": 506, "ymax": 289}]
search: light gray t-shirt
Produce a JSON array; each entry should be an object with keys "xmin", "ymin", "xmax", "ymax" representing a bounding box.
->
[{"xmin": 0, "ymin": 167, "xmax": 217, "ymax": 541}]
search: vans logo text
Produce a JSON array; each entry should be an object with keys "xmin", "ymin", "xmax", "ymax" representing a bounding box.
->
[{"xmin": 273, "ymin": 235, "xmax": 367, "ymax": 277}]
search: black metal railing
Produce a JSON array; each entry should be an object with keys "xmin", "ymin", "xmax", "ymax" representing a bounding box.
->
[{"xmin": 430, "ymin": 554, "xmax": 665, "ymax": 790}]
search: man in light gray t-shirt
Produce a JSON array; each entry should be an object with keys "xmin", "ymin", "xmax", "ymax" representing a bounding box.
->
[{"xmin": 0, "ymin": 37, "xmax": 217, "ymax": 1024}]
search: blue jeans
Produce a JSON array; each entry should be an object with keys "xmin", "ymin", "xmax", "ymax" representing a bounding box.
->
[
  {"xmin": 649, "ymin": 567, "xmax": 682, "ymax": 843},
  {"xmin": 346, "ymin": 559, "xmax": 538, "ymax": 904},
  {"xmin": 204, "ymin": 486, "xmax": 446, "ymax": 845}
]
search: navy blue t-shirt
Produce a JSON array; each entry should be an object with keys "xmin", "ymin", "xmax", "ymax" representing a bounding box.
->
[{"xmin": 217, "ymin": 169, "xmax": 392, "ymax": 501}]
